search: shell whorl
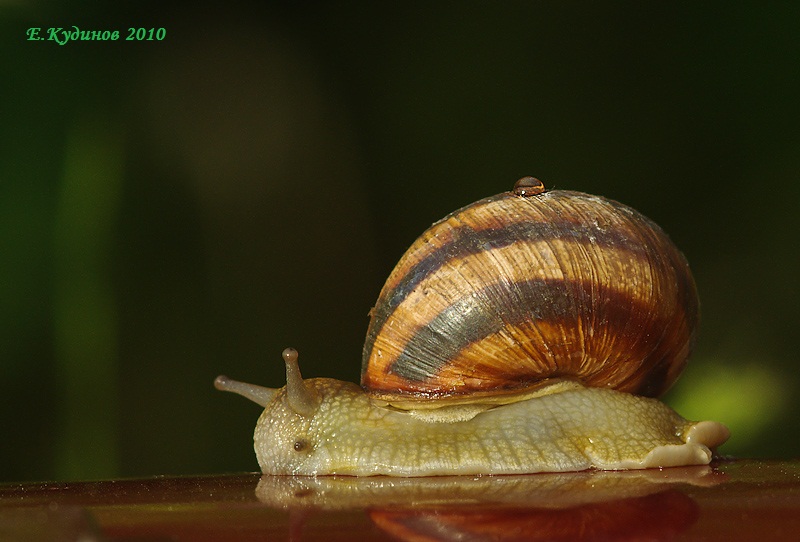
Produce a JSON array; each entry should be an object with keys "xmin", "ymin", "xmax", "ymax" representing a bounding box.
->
[{"xmin": 361, "ymin": 184, "xmax": 698, "ymax": 401}]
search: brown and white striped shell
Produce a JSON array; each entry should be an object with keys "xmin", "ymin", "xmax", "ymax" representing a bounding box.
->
[{"xmin": 362, "ymin": 178, "xmax": 698, "ymax": 405}]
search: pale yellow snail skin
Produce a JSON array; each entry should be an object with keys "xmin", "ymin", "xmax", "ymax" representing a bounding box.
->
[
  {"xmin": 215, "ymin": 349, "xmax": 729, "ymax": 476},
  {"xmin": 215, "ymin": 179, "xmax": 730, "ymax": 476}
]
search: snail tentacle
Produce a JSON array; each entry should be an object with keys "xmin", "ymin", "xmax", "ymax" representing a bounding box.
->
[
  {"xmin": 283, "ymin": 347, "xmax": 321, "ymax": 417},
  {"xmin": 214, "ymin": 375, "xmax": 277, "ymax": 408}
]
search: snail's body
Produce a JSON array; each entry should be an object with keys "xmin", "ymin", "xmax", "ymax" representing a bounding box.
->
[
  {"xmin": 215, "ymin": 178, "xmax": 730, "ymax": 476},
  {"xmin": 252, "ymin": 377, "xmax": 727, "ymax": 476}
]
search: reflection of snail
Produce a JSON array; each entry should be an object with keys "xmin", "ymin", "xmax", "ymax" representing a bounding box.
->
[
  {"xmin": 254, "ymin": 466, "xmax": 723, "ymax": 510},
  {"xmin": 255, "ymin": 469, "xmax": 721, "ymax": 542},
  {"xmin": 369, "ymin": 491, "xmax": 699, "ymax": 542},
  {"xmin": 216, "ymin": 177, "xmax": 729, "ymax": 475}
]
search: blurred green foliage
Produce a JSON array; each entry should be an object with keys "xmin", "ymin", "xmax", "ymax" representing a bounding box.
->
[{"xmin": 2, "ymin": 2, "xmax": 799, "ymax": 482}]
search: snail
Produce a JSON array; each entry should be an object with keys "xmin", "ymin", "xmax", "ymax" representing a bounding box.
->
[{"xmin": 215, "ymin": 177, "xmax": 729, "ymax": 476}]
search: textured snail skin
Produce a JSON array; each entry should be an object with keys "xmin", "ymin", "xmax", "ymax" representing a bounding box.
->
[{"xmin": 251, "ymin": 377, "xmax": 729, "ymax": 476}]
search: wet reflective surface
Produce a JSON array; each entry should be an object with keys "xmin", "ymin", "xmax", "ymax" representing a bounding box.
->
[{"xmin": 0, "ymin": 460, "xmax": 798, "ymax": 541}]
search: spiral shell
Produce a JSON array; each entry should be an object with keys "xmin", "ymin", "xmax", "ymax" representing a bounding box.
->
[{"xmin": 361, "ymin": 179, "xmax": 698, "ymax": 403}]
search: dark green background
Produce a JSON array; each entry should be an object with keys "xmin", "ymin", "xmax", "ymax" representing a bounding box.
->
[{"xmin": 2, "ymin": 2, "xmax": 798, "ymax": 482}]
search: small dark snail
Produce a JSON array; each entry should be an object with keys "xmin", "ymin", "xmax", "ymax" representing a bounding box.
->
[{"xmin": 215, "ymin": 177, "xmax": 729, "ymax": 476}]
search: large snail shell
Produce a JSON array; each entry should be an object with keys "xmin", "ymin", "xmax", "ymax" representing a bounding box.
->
[{"xmin": 362, "ymin": 179, "xmax": 698, "ymax": 404}]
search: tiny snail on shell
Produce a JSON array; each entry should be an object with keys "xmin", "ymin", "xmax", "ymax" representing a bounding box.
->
[{"xmin": 215, "ymin": 177, "xmax": 730, "ymax": 476}]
